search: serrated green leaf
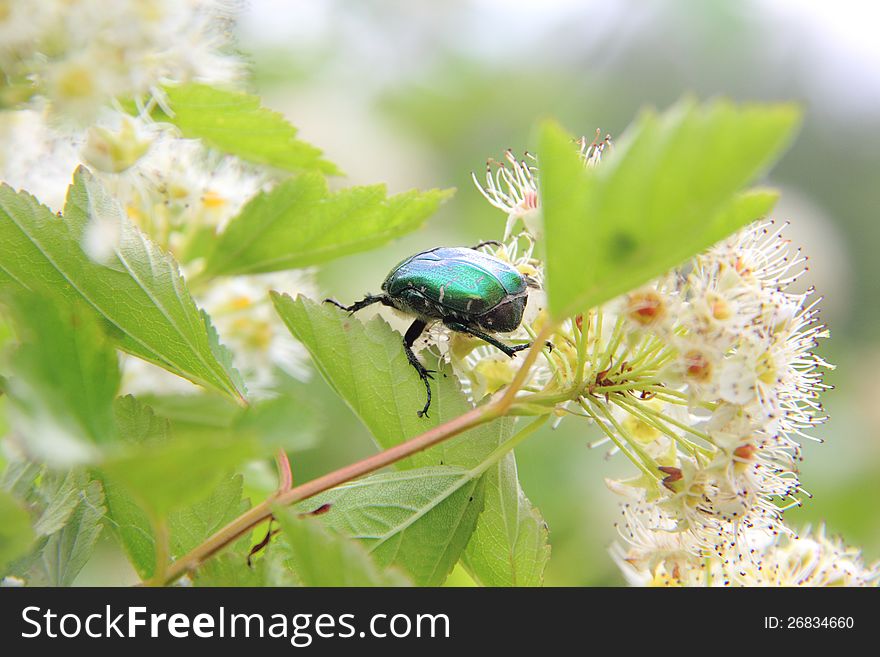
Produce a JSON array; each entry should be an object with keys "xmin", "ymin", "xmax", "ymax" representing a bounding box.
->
[
  {"xmin": 203, "ymin": 174, "xmax": 453, "ymax": 277},
  {"xmin": 168, "ymin": 474, "xmax": 248, "ymax": 558},
  {"xmin": 158, "ymin": 83, "xmax": 339, "ymax": 175},
  {"xmin": 0, "ymin": 168, "xmax": 247, "ymax": 403},
  {"xmin": 189, "ymin": 535, "xmax": 298, "ymax": 587},
  {"xmin": 9, "ymin": 479, "xmax": 105, "ymax": 586},
  {"xmin": 273, "ymin": 506, "xmax": 412, "ymax": 587},
  {"xmin": 234, "ymin": 393, "xmax": 322, "ymax": 452},
  {"xmin": 38, "ymin": 480, "xmax": 105, "ymax": 586},
  {"xmin": 538, "ymin": 99, "xmax": 800, "ymax": 318},
  {"xmin": 2, "ymin": 292, "xmax": 119, "ymax": 466},
  {"xmin": 32, "ymin": 471, "xmax": 88, "ymax": 536},
  {"xmin": 113, "ymin": 395, "xmax": 171, "ymax": 444},
  {"xmin": 272, "ymin": 294, "xmax": 550, "ymax": 586},
  {"xmin": 95, "ymin": 396, "xmax": 170, "ymax": 578},
  {"xmin": 100, "ymin": 474, "xmax": 155, "ymax": 579},
  {"xmin": 100, "ymin": 433, "xmax": 257, "ymax": 517},
  {"xmin": 139, "ymin": 389, "xmax": 321, "ymax": 452},
  {"xmin": 0, "ymin": 460, "xmax": 40, "ymax": 500},
  {"xmin": 461, "ymin": 452, "xmax": 550, "ymax": 586},
  {"xmin": 190, "ymin": 551, "xmax": 271, "ymax": 587},
  {"xmin": 100, "ymin": 399, "xmax": 253, "ymax": 580},
  {"xmin": 301, "ymin": 467, "xmax": 486, "ymax": 586},
  {"xmin": 0, "ymin": 490, "xmax": 34, "ymax": 571}
]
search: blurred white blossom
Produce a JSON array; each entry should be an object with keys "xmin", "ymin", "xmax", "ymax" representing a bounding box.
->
[
  {"xmin": 0, "ymin": 0, "xmax": 314, "ymax": 396},
  {"xmin": 613, "ymin": 524, "xmax": 879, "ymax": 586},
  {"xmin": 0, "ymin": 0, "xmax": 242, "ymax": 124}
]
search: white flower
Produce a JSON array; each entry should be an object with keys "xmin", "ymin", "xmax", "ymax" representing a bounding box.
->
[
  {"xmin": 472, "ymin": 131, "xmax": 611, "ymax": 240},
  {"xmin": 615, "ymin": 524, "xmax": 879, "ymax": 587},
  {"xmin": 0, "ymin": 108, "xmax": 80, "ymax": 212},
  {"xmin": 103, "ymin": 128, "xmax": 267, "ymax": 259},
  {"xmin": 196, "ymin": 270, "xmax": 318, "ymax": 395},
  {"xmin": 472, "ymin": 149, "xmax": 540, "ymax": 239},
  {"xmin": 1, "ymin": 0, "xmax": 242, "ymax": 124},
  {"xmin": 122, "ymin": 270, "xmax": 318, "ymax": 398},
  {"xmin": 82, "ymin": 116, "xmax": 155, "ymax": 174}
]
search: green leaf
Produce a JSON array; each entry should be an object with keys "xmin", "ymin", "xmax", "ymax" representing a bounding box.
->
[
  {"xmin": 187, "ymin": 535, "xmax": 299, "ymax": 587},
  {"xmin": 32, "ymin": 471, "xmax": 90, "ymax": 536},
  {"xmin": 234, "ymin": 392, "xmax": 322, "ymax": 452},
  {"xmin": 113, "ymin": 395, "xmax": 171, "ymax": 444},
  {"xmin": 38, "ymin": 480, "xmax": 105, "ymax": 586},
  {"xmin": 8, "ymin": 478, "xmax": 105, "ymax": 586},
  {"xmin": 461, "ymin": 453, "xmax": 550, "ymax": 586},
  {"xmin": 0, "ymin": 460, "xmax": 40, "ymax": 500},
  {"xmin": 100, "ymin": 474, "xmax": 155, "ymax": 579},
  {"xmin": 301, "ymin": 467, "xmax": 486, "ymax": 586},
  {"xmin": 158, "ymin": 83, "xmax": 339, "ymax": 175},
  {"xmin": 538, "ymin": 99, "xmax": 800, "ymax": 318},
  {"xmin": 40, "ymin": 480, "xmax": 104, "ymax": 586},
  {"xmin": 190, "ymin": 551, "xmax": 272, "ymax": 587},
  {"xmin": 272, "ymin": 295, "xmax": 550, "ymax": 586},
  {"xmin": 0, "ymin": 490, "xmax": 34, "ymax": 572},
  {"xmin": 99, "ymin": 433, "xmax": 257, "ymax": 517},
  {"xmin": 100, "ymin": 399, "xmax": 254, "ymax": 580},
  {"xmin": 134, "ymin": 393, "xmax": 240, "ymax": 430},
  {"xmin": 203, "ymin": 174, "xmax": 453, "ymax": 277},
  {"xmin": 2, "ymin": 292, "xmax": 119, "ymax": 466},
  {"xmin": 273, "ymin": 506, "xmax": 412, "ymax": 586},
  {"xmin": 95, "ymin": 396, "xmax": 170, "ymax": 578},
  {"xmin": 168, "ymin": 474, "xmax": 248, "ymax": 558},
  {"xmin": 139, "ymin": 389, "xmax": 321, "ymax": 452},
  {"xmin": 0, "ymin": 168, "xmax": 247, "ymax": 403}
]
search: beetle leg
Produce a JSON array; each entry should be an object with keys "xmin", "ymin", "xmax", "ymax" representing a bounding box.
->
[
  {"xmin": 403, "ymin": 319, "xmax": 433, "ymax": 418},
  {"xmin": 443, "ymin": 320, "xmax": 530, "ymax": 358},
  {"xmin": 323, "ymin": 294, "xmax": 387, "ymax": 314},
  {"xmin": 469, "ymin": 240, "xmax": 503, "ymax": 251}
]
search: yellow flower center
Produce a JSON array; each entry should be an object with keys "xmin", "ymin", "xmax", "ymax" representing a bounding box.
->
[
  {"xmin": 683, "ymin": 350, "xmax": 712, "ymax": 382},
  {"xmin": 56, "ymin": 65, "xmax": 95, "ymax": 99},
  {"xmin": 202, "ymin": 190, "xmax": 227, "ymax": 209},
  {"xmin": 626, "ymin": 290, "xmax": 665, "ymax": 326}
]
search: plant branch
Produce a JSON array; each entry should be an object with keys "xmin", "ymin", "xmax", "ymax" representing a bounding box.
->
[
  {"xmin": 495, "ymin": 322, "xmax": 555, "ymax": 413},
  {"xmin": 151, "ymin": 401, "xmax": 494, "ymax": 585},
  {"xmin": 147, "ymin": 322, "xmax": 559, "ymax": 587},
  {"xmin": 275, "ymin": 448, "xmax": 293, "ymax": 492}
]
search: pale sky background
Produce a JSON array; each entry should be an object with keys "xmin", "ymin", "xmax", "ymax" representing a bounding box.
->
[{"xmin": 237, "ymin": 0, "xmax": 880, "ymax": 116}]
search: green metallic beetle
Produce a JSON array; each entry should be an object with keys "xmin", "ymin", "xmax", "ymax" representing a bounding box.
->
[{"xmin": 325, "ymin": 242, "xmax": 538, "ymax": 418}]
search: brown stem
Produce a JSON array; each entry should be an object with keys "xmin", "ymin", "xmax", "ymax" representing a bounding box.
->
[
  {"xmin": 147, "ymin": 517, "xmax": 169, "ymax": 587},
  {"xmin": 151, "ymin": 402, "xmax": 494, "ymax": 586},
  {"xmin": 496, "ymin": 322, "xmax": 555, "ymax": 412},
  {"xmin": 275, "ymin": 448, "xmax": 293, "ymax": 492}
]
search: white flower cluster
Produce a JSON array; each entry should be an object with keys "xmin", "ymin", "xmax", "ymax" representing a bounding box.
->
[
  {"xmin": 613, "ymin": 524, "xmax": 879, "ymax": 586},
  {"xmin": 0, "ymin": 0, "xmax": 241, "ymax": 123},
  {"xmin": 0, "ymin": 0, "xmax": 315, "ymax": 396},
  {"xmin": 600, "ymin": 223, "xmax": 829, "ymax": 577},
  {"xmin": 604, "ymin": 221, "xmax": 832, "ymax": 571},
  {"xmin": 470, "ymin": 134, "xmax": 874, "ymax": 586}
]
